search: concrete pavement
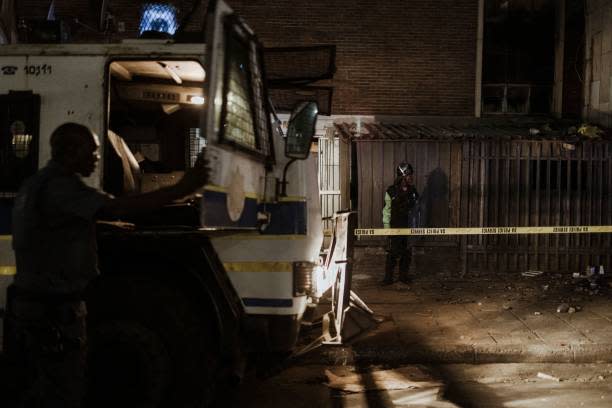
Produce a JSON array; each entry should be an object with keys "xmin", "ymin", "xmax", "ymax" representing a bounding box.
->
[{"xmin": 304, "ymin": 246, "xmax": 612, "ymax": 364}]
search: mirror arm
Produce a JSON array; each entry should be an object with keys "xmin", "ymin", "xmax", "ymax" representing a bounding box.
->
[
  {"xmin": 279, "ymin": 158, "xmax": 297, "ymax": 197},
  {"xmin": 268, "ymin": 97, "xmax": 284, "ymax": 138}
]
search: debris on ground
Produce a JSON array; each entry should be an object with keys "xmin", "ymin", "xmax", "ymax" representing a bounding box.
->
[
  {"xmin": 534, "ymin": 311, "xmax": 542, "ymax": 316},
  {"xmin": 578, "ymin": 124, "xmax": 603, "ymax": 139},
  {"xmin": 557, "ymin": 303, "xmax": 570, "ymax": 313},
  {"xmin": 522, "ymin": 270, "xmax": 544, "ymax": 277},
  {"xmin": 324, "ymin": 367, "xmax": 442, "ymax": 393},
  {"xmin": 537, "ymin": 372, "xmax": 560, "ymax": 382}
]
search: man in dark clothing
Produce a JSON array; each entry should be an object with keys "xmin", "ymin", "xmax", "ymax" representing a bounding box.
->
[
  {"xmin": 10, "ymin": 122, "xmax": 208, "ymax": 407},
  {"xmin": 381, "ymin": 162, "xmax": 419, "ymax": 285}
]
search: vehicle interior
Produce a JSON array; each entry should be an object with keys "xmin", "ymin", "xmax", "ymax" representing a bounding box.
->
[{"xmin": 105, "ymin": 59, "xmax": 207, "ymax": 198}]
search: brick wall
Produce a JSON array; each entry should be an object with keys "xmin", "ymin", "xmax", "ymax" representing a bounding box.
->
[{"xmin": 16, "ymin": 0, "xmax": 479, "ymax": 116}]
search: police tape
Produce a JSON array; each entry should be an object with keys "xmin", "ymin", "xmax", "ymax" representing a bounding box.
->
[{"xmin": 355, "ymin": 226, "xmax": 612, "ymax": 236}]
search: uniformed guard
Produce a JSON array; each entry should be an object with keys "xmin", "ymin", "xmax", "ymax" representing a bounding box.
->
[
  {"xmin": 10, "ymin": 122, "xmax": 208, "ymax": 407},
  {"xmin": 381, "ymin": 162, "xmax": 419, "ymax": 285}
]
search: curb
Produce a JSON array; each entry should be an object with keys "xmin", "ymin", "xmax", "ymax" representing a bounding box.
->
[{"xmin": 301, "ymin": 344, "xmax": 612, "ymax": 365}]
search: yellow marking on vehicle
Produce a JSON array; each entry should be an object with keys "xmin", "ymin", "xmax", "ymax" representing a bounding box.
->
[
  {"xmin": 223, "ymin": 261, "xmax": 293, "ymax": 273},
  {"xmin": 355, "ymin": 226, "xmax": 612, "ymax": 236},
  {"xmin": 0, "ymin": 266, "xmax": 16, "ymax": 276},
  {"xmin": 278, "ymin": 196, "xmax": 307, "ymax": 202}
]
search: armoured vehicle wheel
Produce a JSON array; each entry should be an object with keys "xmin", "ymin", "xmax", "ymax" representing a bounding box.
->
[{"xmin": 86, "ymin": 275, "xmax": 218, "ymax": 408}]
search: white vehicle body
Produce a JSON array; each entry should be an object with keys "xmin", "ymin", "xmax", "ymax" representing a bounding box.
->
[{"xmin": 0, "ymin": 40, "xmax": 326, "ymax": 338}]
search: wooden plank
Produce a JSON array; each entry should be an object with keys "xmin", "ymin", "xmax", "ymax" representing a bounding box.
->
[
  {"xmin": 511, "ymin": 142, "xmax": 520, "ymax": 271},
  {"xmin": 524, "ymin": 143, "xmax": 531, "ymax": 270},
  {"xmin": 595, "ymin": 143, "xmax": 610, "ymax": 263},
  {"xmin": 493, "ymin": 141, "xmax": 500, "ymax": 270},
  {"xmin": 460, "ymin": 141, "xmax": 471, "ymax": 274},
  {"xmin": 450, "ymin": 143, "xmax": 462, "ymax": 228},
  {"xmin": 555, "ymin": 142, "xmax": 563, "ymax": 271},
  {"xmin": 482, "ymin": 141, "xmax": 490, "ymax": 270},
  {"xmin": 469, "ymin": 141, "xmax": 479, "ymax": 270},
  {"xmin": 357, "ymin": 142, "xmax": 370, "ymax": 229},
  {"xmin": 383, "ymin": 141, "xmax": 395, "ymax": 195},
  {"xmin": 371, "ymin": 142, "xmax": 384, "ymax": 228},
  {"xmin": 545, "ymin": 142, "xmax": 552, "ymax": 271},
  {"xmin": 585, "ymin": 143, "xmax": 593, "ymax": 266},
  {"xmin": 425, "ymin": 142, "xmax": 443, "ymax": 234},
  {"xmin": 566, "ymin": 145, "xmax": 574, "ymax": 271},
  {"xmin": 439, "ymin": 142, "xmax": 451, "ymax": 228},
  {"xmin": 576, "ymin": 144, "xmax": 583, "ymax": 270},
  {"xmin": 608, "ymin": 143, "xmax": 612, "ymax": 269}
]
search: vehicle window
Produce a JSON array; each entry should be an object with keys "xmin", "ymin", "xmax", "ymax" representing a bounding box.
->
[
  {"xmin": 219, "ymin": 19, "xmax": 272, "ymax": 158},
  {"xmin": 0, "ymin": 93, "xmax": 40, "ymax": 194},
  {"xmin": 223, "ymin": 30, "xmax": 258, "ymax": 150}
]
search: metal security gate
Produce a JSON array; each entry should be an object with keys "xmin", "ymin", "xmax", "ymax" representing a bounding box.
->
[
  {"xmin": 462, "ymin": 140, "xmax": 612, "ymax": 273},
  {"xmin": 318, "ymin": 127, "xmax": 349, "ymax": 231},
  {"xmin": 353, "ymin": 137, "xmax": 612, "ymax": 273}
]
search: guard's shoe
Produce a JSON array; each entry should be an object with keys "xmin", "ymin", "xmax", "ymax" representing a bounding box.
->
[
  {"xmin": 399, "ymin": 277, "xmax": 412, "ymax": 284},
  {"xmin": 380, "ymin": 279, "xmax": 394, "ymax": 286}
]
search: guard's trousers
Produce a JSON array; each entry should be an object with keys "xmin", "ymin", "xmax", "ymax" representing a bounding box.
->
[{"xmin": 384, "ymin": 236, "xmax": 412, "ymax": 282}]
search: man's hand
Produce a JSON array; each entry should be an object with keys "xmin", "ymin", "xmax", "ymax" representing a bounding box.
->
[{"xmin": 175, "ymin": 153, "xmax": 209, "ymax": 196}]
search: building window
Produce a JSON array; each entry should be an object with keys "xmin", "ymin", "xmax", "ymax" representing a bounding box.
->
[
  {"xmin": 482, "ymin": 0, "xmax": 555, "ymax": 115},
  {"xmin": 139, "ymin": 3, "xmax": 179, "ymax": 36}
]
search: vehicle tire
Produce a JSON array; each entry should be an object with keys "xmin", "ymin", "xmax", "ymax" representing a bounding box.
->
[{"xmin": 86, "ymin": 274, "xmax": 218, "ymax": 408}]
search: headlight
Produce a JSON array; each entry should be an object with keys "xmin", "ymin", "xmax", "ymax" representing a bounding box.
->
[{"xmin": 293, "ymin": 261, "xmax": 316, "ymax": 296}]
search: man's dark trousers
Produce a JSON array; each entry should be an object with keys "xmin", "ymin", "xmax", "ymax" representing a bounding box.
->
[{"xmin": 384, "ymin": 236, "xmax": 412, "ymax": 283}]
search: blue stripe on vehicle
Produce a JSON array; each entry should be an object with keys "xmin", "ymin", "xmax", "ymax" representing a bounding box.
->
[
  {"xmin": 201, "ymin": 190, "xmax": 258, "ymax": 228},
  {"xmin": 259, "ymin": 201, "xmax": 307, "ymax": 235},
  {"xmin": 242, "ymin": 298, "xmax": 293, "ymax": 308}
]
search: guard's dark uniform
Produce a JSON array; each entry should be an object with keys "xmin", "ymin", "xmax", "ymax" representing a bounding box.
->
[
  {"xmin": 382, "ymin": 182, "xmax": 419, "ymax": 283},
  {"xmin": 11, "ymin": 160, "xmax": 111, "ymax": 408}
]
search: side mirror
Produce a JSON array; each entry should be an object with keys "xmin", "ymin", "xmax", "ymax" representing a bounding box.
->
[{"xmin": 285, "ymin": 101, "xmax": 318, "ymax": 159}]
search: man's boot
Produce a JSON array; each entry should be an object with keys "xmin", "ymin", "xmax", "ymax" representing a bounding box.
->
[
  {"xmin": 398, "ymin": 252, "xmax": 412, "ymax": 284},
  {"xmin": 382, "ymin": 254, "xmax": 395, "ymax": 285}
]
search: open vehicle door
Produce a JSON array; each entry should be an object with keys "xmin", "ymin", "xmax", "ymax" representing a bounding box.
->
[{"xmin": 201, "ymin": 0, "xmax": 274, "ymax": 229}]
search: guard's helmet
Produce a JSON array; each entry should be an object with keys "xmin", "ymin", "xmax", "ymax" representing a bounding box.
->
[{"xmin": 396, "ymin": 162, "xmax": 413, "ymax": 178}]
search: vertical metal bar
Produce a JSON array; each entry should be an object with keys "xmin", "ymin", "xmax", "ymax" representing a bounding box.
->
[
  {"xmin": 577, "ymin": 144, "xmax": 583, "ymax": 270},
  {"xmin": 534, "ymin": 142, "xmax": 541, "ymax": 270},
  {"xmin": 524, "ymin": 143, "xmax": 531, "ymax": 271},
  {"xmin": 505, "ymin": 141, "xmax": 511, "ymax": 271},
  {"xmin": 608, "ymin": 143, "xmax": 612, "ymax": 269},
  {"xmin": 514, "ymin": 142, "xmax": 521, "ymax": 271},
  {"xmin": 555, "ymin": 142, "xmax": 562, "ymax": 271},
  {"xmin": 461, "ymin": 141, "xmax": 470, "ymax": 275},
  {"xmin": 595, "ymin": 144, "xmax": 607, "ymax": 263},
  {"xmin": 586, "ymin": 142, "xmax": 593, "ymax": 266},
  {"xmin": 478, "ymin": 141, "xmax": 485, "ymax": 270},
  {"xmin": 471, "ymin": 141, "xmax": 479, "ymax": 270},
  {"xmin": 566, "ymin": 146, "xmax": 572, "ymax": 271},
  {"xmin": 482, "ymin": 141, "xmax": 489, "ymax": 271},
  {"xmin": 494, "ymin": 141, "xmax": 500, "ymax": 270}
]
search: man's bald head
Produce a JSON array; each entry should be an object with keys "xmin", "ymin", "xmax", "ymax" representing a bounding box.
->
[
  {"xmin": 50, "ymin": 123, "xmax": 100, "ymax": 176},
  {"xmin": 50, "ymin": 123, "xmax": 94, "ymax": 162}
]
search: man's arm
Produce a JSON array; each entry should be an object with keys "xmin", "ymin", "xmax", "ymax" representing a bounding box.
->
[
  {"xmin": 382, "ymin": 192, "xmax": 392, "ymax": 228},
  {"xmin": 98, "ymin": 155, "xmax": 209, "ymax": 219}
]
